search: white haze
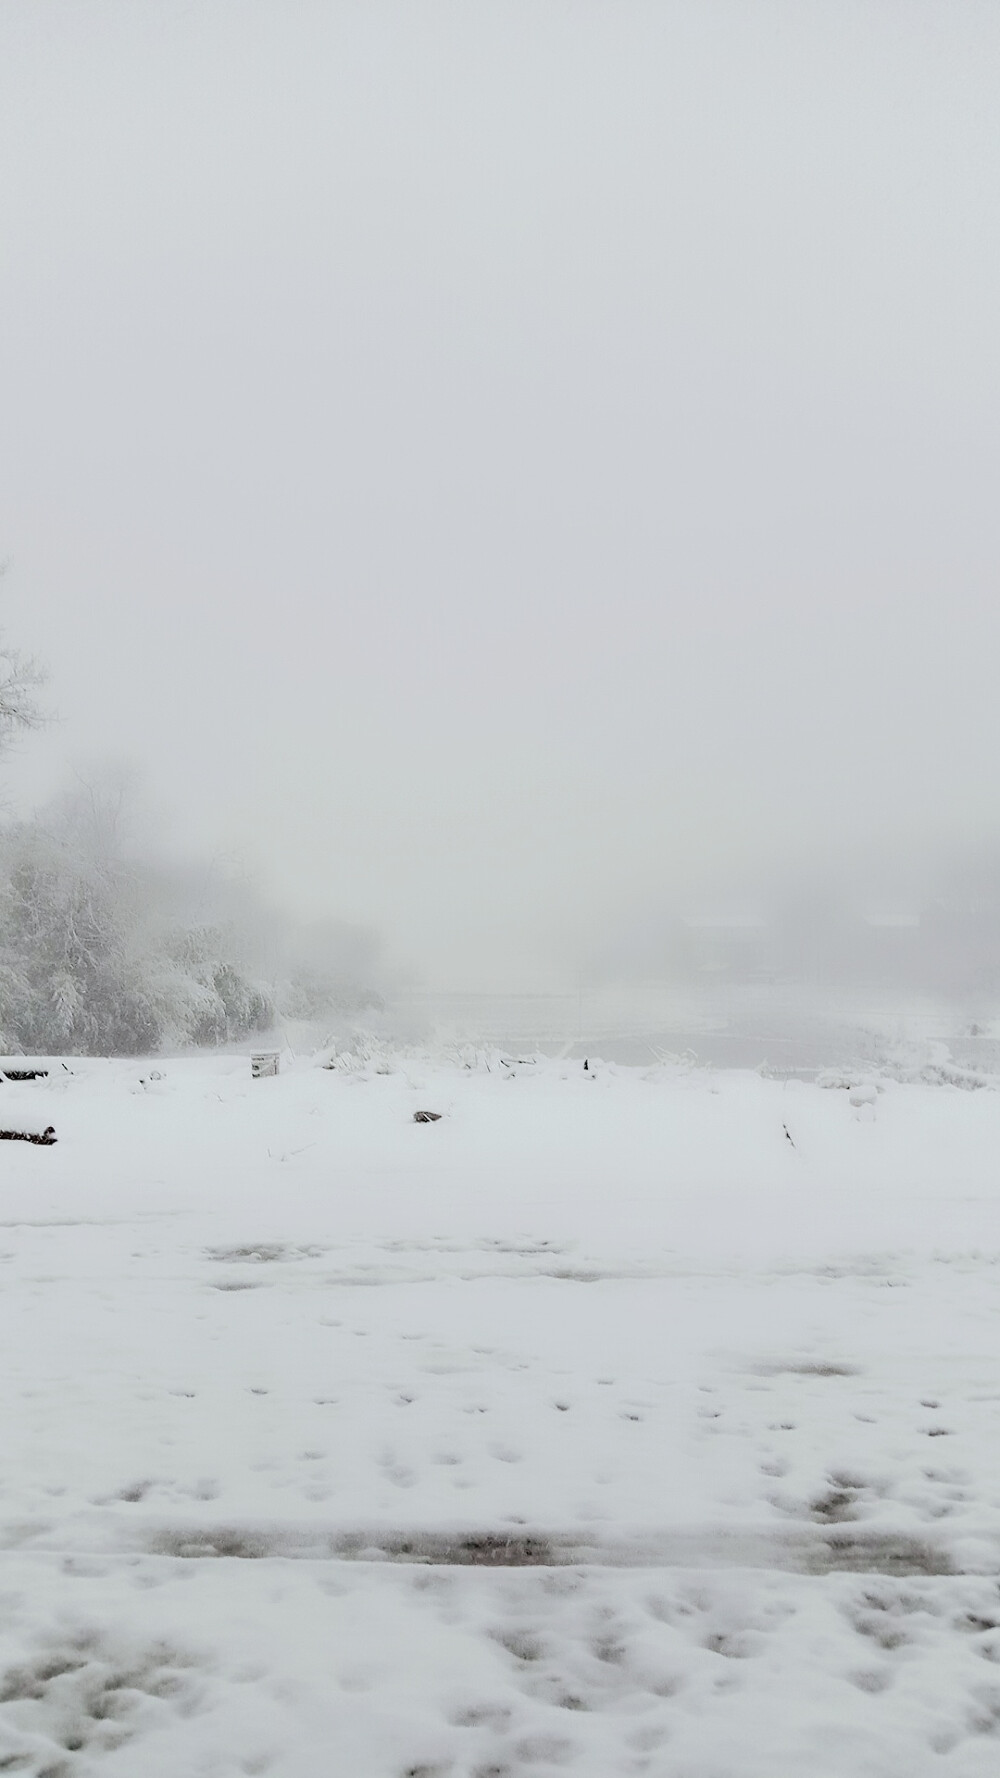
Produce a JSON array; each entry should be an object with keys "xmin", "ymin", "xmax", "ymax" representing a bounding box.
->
[{"xmin": 1, "ymin": 1, "xmax": 999, "ymax": 989}]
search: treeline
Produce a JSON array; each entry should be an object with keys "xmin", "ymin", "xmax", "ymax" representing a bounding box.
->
[{"xmin": 0, "ymin": 786, "xmax": 383, "ymax": 1055}]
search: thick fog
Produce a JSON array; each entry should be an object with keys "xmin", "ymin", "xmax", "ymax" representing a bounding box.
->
[{"xmin": 2, "ymin": 2, "xmax": 999, "ymax": 992}]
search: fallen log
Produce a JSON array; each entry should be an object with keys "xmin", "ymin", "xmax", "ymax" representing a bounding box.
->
[
  {"xmin": 0, "ymin": 1069, "xmax": 48, "ymax": 1082},
  {"xmin": 0, "ymin": 1126, "xmax": 56, "ymax": 1145}
]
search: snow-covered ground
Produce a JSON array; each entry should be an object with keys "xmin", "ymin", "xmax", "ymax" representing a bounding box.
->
[{"xmin": 3, "ymin": 1050, "xmax": 1000, "ymax": 1774}]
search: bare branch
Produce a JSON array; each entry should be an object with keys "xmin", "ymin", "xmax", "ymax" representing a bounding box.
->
[
  {"xmin": 0, "ymin": 566, "xmax": 48, "ymax": 748},
  {"xmin": 0, "ymin": 645, "xmax": 46, "ymax": 744}
]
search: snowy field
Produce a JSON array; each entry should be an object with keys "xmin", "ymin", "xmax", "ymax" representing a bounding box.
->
[
  {"xmin": 388, "ymin": 983, "xmax": 1000, "ymax": 1074},
  {"xmin": 4, "ymin": 1051, "xmax": 1000, "ymax": 1774}
]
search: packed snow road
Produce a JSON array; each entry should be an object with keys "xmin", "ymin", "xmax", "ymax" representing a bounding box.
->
[{"xmin": 2, "ymin": 1052, "xmax": 1000, "ymax": 1775}]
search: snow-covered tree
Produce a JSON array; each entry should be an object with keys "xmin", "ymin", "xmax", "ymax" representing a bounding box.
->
[{"xmin": 0, "ymin": 813, "xmax": 159, "ymax": 1053}]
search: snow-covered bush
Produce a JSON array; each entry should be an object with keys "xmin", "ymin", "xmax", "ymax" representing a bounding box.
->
[
  {"xmin": 320, "ymin": 1031, "xmax": 400, "ymax": 1073},
  {"xmin": 155, "ymin": 925, "xmax": 273, "ymax": 1047},
  {"xmin": 0, "ymin": 797, "xmax": 274, "ymax": 1055}
]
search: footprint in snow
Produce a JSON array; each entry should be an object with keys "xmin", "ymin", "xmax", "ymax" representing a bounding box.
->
[
  {"xmin": 488, "ymin": 1444, "xmax": 523, "ymax": 1464},
  {"xmin": 381, "ymin": 1460, "xmax": 417, "ymax": 1489}
]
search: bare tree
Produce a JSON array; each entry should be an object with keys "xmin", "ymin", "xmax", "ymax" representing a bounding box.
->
[
  {"xmin": 0, "ymin": 639, "xmax": 45, "ymax": 749},
  {"xmin": 0, "ymin": 571, "xmax": 46, "ymax": 749}
]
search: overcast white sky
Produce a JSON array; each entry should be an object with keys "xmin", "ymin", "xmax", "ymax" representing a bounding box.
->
[{"xmin": 1, "ymin": 1, "xmax": 999, "ymax": 987}]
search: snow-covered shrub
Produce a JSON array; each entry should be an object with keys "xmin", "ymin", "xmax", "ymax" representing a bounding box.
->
[
  {"xmin": 156, "ymin": 925, "xmax": 273, "ymax": 1046},
  {"xmin": 0, "ymin": 801, "xmax": 273, "ymax": 1055},
  {"xmin": 320, "ymin": 1032, "xmax": 400, "ymax": 1073}
]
